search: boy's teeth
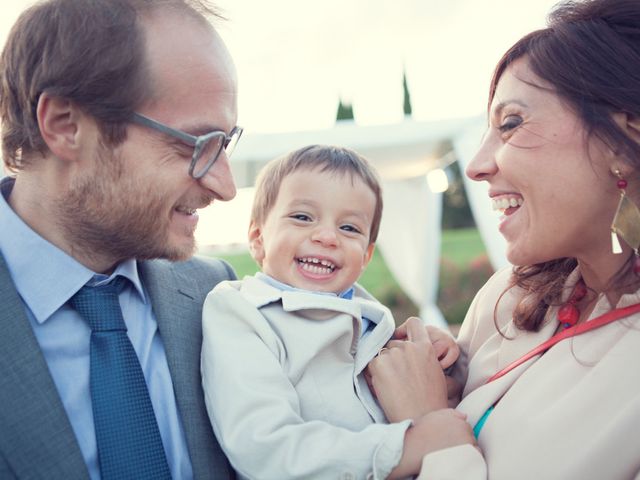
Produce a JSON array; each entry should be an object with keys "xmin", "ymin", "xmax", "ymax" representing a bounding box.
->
[
  {"xmin": 299, "ymin": 257, "xmax": 336, "ymax": 272},
  {"xmin": 300, "ymin": 262, "xmax": 333, "ymax": 275}
]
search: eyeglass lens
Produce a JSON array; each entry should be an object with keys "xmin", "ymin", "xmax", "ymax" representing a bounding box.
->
[
  {"xmin": 192, "ymin": 135, "xmax": 225, "ymax": 178},
  {"xmin": 191, "ymin": 130, "xmax": 241, "ymax": 178}
]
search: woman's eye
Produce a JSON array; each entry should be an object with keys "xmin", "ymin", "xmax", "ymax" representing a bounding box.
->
[{"xmin": 498, "ymin": 115, "xmax": 523, "ymax": 133}]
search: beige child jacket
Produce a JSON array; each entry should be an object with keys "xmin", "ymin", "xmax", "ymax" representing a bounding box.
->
[{"xmin": 201, "ymin": 275, "xmax": 411, "ymax": 480}]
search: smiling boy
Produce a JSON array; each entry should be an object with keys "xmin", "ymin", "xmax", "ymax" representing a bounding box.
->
[{"xmin": 201, "ymin": 145, "xmax": 459, "ymax": 479}]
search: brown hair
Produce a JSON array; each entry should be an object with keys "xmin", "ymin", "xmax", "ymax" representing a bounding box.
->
[
  {"xmin": 0, "ymin": 0, "xmax": 221, "ymax": 171},
  {"xmin": 489, "ymin": 0, "xmax": 640, "ymax": 331},
  {"xmin": 251, "ymin": 145, "xmax": 384, "ymax": 243}
]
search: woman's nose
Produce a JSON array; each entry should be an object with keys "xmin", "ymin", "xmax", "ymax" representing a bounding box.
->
[{"xmin": 465, "ymin": 132, "xmax": 499, "ymax": 183}]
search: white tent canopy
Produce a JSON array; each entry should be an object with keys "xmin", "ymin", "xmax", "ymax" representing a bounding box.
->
[
  {"xmin": 231, "ymin": 116, "xmax": 479, "ymax": 187},
  {"xmin": 226, "ymin": 116, "xmax": 510, "ymax": 328}
]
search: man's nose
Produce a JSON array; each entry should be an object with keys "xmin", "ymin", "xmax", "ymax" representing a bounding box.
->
[{"xmin": 198, "ymin": 150, "xmax": 237, "ymax": 201}]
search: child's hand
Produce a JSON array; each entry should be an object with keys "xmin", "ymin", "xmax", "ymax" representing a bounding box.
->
[
  {"xmin": 427, "ymin": 325, "xmax": 459, "ymax": 370},
  {"xmin": 392, "ymin": 318, "xmax": 460, "ymax": 370}
]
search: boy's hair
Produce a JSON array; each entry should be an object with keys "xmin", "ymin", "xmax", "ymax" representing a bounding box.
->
[{"xmin": 251, "ymin": 144, "xmax": 384, "ymax": 243}]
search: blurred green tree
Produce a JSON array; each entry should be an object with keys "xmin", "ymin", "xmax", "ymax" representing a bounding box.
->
[
  {"xmin": 442, "ymin": 161, "xmax": 475, "ymax": 229},
  {"xmin": 336, "ymin": 98, "xmax": 354, "ymax": 121},
  {"xmin": 403, "ymin": 69, "xmax": 412, "ymax": 116}
]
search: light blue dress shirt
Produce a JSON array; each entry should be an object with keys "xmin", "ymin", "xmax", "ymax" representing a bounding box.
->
[
  {"xmin": 256, "ymin": 272, "xmax": 373, "ymax": 335},
  {"xmin": 0, "ymin": 179, "xmax": 193, "ymax": 480}
]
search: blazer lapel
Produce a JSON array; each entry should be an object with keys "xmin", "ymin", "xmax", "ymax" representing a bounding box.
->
[
  {"xmin": 0, "ymin": 254, "xmax": 88, "ymax": 479},
  {"xmin": 139, "ymin": 260, "xmax": 231, "ymax": 479}
]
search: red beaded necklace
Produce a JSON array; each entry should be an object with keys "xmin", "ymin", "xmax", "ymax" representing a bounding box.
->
[{"xmin": 557, "ymin": 279, "xmax": 588, "ymax": 329}]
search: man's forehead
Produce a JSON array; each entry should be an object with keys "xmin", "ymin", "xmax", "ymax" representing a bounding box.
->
[
  {"xmin": 138, "ymin": 9, "xmax": 237, "ymax": 124},
  {"xmin": 140, "ymin": 9, "xmax": 234, "ymax": 80}
]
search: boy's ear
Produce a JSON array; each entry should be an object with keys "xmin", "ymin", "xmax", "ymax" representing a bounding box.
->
[
  {"xmin": 36, "ymin": 92, "xmax": 86, "ymax": 162},
  {"xmin": 248, "ymin": 221, "xmax": 265, "ymax": 266},
  {"xmin": 362, "ymin": 243, "xmax": 375, "ymax": 270}
]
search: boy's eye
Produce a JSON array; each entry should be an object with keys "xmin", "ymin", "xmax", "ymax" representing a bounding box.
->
[
  {"xmin": 498, "ymin": 115, "xmax": 523, "ymax": 133},
  {"xmin": 290, "ymin": 213, "xmax": 312, "ymax": 222},
  {"xmin": 340, "ymin": 224, "xmax": 362, "ymax": 234}
]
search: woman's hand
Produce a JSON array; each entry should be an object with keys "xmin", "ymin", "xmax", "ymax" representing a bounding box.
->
[
  {"xmin": 388, "ymin": 409, "xmax": 477, "ymax": 479},
  {"xmin": 367, "ymin": 317, "xmax": 449, "ymax": 422}
]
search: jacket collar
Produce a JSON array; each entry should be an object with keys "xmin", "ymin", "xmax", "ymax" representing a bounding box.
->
[{"xmin": 238, "ymin": 274, "xmax": 386, "ymax": 324}]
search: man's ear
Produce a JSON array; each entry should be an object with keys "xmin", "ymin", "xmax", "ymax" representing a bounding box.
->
[
  {"xmin": 36, "ymin": 92, "xmax": 85, "ymax": 161},
  {"xmin": 248, "ymin": 220, "xmax": 265, "ymax": 266}
]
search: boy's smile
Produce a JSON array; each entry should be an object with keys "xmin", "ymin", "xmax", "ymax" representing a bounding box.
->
[{"xmin": 297, "ymin": 256, "xmax": 337, "ymax": 276}]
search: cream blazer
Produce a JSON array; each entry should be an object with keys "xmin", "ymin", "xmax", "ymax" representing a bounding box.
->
[
  {"xmin": 201, "ymin": 275, "xmax": 411, "ymax": 480},
  {"xmin": 419, "ymin": 267, "xmax": 640, "ymax": 480}
]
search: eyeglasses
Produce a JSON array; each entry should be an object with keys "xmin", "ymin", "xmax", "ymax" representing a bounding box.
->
[{"xmin": 131, "ymin": 112, "xmax": 243, "ymax": 179}]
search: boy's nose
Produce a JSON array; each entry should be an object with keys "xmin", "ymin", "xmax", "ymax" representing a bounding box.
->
[{"xmin": 311, "ymin": 226, "xmax": 338, "ymax": 247}]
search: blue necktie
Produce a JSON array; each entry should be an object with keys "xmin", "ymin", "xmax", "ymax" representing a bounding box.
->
[{"xmin": 69, "ymin": 277, "xmax": 172, "ymax": 480}]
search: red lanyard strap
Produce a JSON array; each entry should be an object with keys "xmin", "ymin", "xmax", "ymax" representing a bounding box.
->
[{"xmin": 486, "ymin": 302, "xmax": 640, "ymax": 384}]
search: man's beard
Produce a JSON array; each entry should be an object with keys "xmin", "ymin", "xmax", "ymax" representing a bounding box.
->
[{"xmin": 55, "ymin": 150, "xmax": 206, "ymax": 268}]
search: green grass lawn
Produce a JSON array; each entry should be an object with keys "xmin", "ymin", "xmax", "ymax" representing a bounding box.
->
[
  {"xmin": 213, "ymin": 227, "xmax": 491, "ymax": 325},
  {"xmin": 441, "ymin": 228, "xmax": 487, "ymax": 266}
]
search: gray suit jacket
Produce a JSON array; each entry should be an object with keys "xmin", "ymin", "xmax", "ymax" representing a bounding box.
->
[{"xmin": 0, "ymin": 252, "xmax": 236, "ymax": 479}]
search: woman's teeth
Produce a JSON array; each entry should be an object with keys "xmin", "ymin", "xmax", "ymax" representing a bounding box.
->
[{"xmin": 492, "ymin": 197, "xmax": 523, "ymax": 212}]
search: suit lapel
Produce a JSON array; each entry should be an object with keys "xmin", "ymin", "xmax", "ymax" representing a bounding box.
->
[
  {"xmin": 139, "ymin": 260, "xmax": 231, "ymax": 479},
  {"xmin": 0, "ymin": 254, "xmax": 88, "ymax": 479}
]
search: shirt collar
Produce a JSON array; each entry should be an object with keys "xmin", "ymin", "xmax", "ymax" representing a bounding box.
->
[
  {"xmin": 255, "ymin": 271, "xmax": 355, "ymax": 299},
  {"xmin": 0, "ymin": 177, "xmax": 146, "ymax": 324}
]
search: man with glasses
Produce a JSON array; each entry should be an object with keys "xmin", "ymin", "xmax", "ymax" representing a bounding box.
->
[{"xmin": 0, "ymin": 0, "xmax": 240, "ymax": 478}]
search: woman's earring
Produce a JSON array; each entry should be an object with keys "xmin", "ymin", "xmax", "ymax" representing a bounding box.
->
[{"xmin": 610, "ymin": 169, "xmax": 640, "ymax": 273}]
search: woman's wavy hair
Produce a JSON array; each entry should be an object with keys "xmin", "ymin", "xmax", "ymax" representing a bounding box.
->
[
  {"xmin": 0, "ymin": 0, "xmax": 220, "ymax": 172},
  {"xmin": 251, "ymin": 145, "xmax": 384, "ymax": 244},
  {"xmin": 490, "ymin": 0, "xmax": 640, "ymax": 331}
]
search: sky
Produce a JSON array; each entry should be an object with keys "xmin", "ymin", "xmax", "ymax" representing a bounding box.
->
[
  {"xmin": 0, "ymin": 0, "xmax": 559, "ymax": 247},
  {"xmin": 213, "ymin": 0, "xmax": 559, "ymax": 132}
]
